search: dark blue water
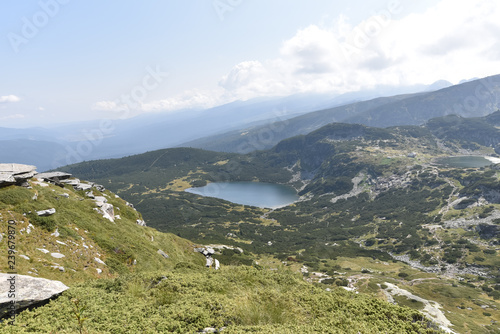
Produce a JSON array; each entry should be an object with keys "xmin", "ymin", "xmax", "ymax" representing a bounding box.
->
[
  {"xmin": 435, "ymin": 156, "xmax": 494, "ymax": 168},
  {"xmin": 185, "ymin": 182, "xmax": 299, "ymax": 208}
]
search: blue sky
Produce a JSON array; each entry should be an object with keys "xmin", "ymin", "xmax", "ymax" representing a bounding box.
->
[{"xmin": 1, "ymin": 0, "xmax": 499, "ymax": 127}]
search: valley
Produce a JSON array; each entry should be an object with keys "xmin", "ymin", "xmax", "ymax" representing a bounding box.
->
[
  {"xmin": 0, "ymin": 166, "xmax": 445, "ymax": 333},
  {"xmin": 59, "ymin": 112, "xmax": 500, "ymax": 333},
  {"xmin": 4, "ymin": 2, "xmax": 500, "ymax": 332}
]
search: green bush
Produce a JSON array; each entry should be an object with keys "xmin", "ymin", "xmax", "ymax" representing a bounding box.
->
[
  {"xmin": 0, "ymin": 267, "xmax": 442, "ymax": 333},
  {"xmin": 27, "ymin": 213, "xmax": 56, "ymax": 231}
]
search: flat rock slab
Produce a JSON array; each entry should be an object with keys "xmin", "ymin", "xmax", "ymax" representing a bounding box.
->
[
  {"xmin": 36, "ymin": 171, "xmax": 72, "ymax": 181},
  {"xmin": 0, "ymin": 163, "xmax": 37, "ymax": 187},
  {"xmin": 74, "ymin": 183, "xmax": 92, "ymax": 191},
  {"xmin": 36, "ymin": 208, "xmax": 56, "ymax": 216},
  {"xmin": 0, "ymin": 163, "xmax": 36, "ymax": 175},
  {"xmin": 94, "ymin": 196, "xmax": 107, "ymax": 204},
  {"xmin": 0, "ymin": 273, "xmax": 69, "ymax": 317}
]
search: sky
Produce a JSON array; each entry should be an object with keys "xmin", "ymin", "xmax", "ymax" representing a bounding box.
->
[{"xmin": 1, "ymin": 0, "xmax": 499, "ymax": 128}]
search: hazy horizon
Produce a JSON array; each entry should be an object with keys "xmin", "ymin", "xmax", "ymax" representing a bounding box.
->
[{"xmin": 2, "ymin": 0, "xmax": 500, "ymax": 128}]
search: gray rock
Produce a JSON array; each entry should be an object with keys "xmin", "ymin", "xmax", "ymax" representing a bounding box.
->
[
  {"xmin": 93, "ymin": 184, "xmax": 106, "ymax": 192},
  {"xmin": 50, "ymin": 265, "xmax": 65, "ymax": 272},
  {"xmin": 86, "ymin": 191, "xmax": 95, "ymax": 199},
  {"xmin": 36, "ymin": 208, "xmax": 56, "ymax": 216},
  {"xmin": 0, "ymin": 273, "xmax": 69, "ymax": 317},
  {"xmin": 94, "ymin": 196, "xmax": 107, "ymax": 206},
  {"xmin": 157, "ymin": 249, "xmax": 169, "ymax": 259},
  {"xmin": 136, "ymin": 219, "xmax": 146, "ymax": 226},
  {"xmin": 100, "ymin": 203, "xmax": 115, "ymax": 222},
  {"xmin": 0, "ymin": 163, "xmax": 37, "ymax": 187},
  {"xmin": 214, "ymin": 258, "xmax": 220, "ymax": 270},
  {"xmin": 74, "ymin": 183, "xmax": 92, "ymax": 191},
  {"xmin": 36, "ymin": 171, "xmax": 72, "ymax": 181},
  {"xmin": 61, "ymin": 179, "xmax": 80, "ymax": 186}
]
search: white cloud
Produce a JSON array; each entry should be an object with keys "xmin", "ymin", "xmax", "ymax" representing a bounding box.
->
[
  {"xmin": 93, "ymin": 0, "xmax": 500, "ymax": 114},
  {"xmin": 0, "ymin": 95, "xmax": 21, "ymax": 103},
  {"xmin": 216, "ymin": 0, "xmax": 500, "ymax": 100}
]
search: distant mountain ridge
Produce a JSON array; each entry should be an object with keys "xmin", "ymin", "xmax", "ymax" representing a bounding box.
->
[
  {"xmin": 0, "ymin": 80, "xmax": 467, "ymax": 171},
  {"xmin": 183, "ymin": 74, "xmax": 500, "ymax": 152}
]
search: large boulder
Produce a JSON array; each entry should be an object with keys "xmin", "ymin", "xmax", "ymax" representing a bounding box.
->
[
  {"xmin": 0, "ymin": 273, "xmax": 69, "ymax": 317},
  {"xmin": 36, "ymin": 171, "xmax": 72, "ymax": 182},
  {"xmin": 0, "ymin": 164, "xmax": 37, "ymax": 187}
]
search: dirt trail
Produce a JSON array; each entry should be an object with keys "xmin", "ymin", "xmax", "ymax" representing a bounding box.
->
[{"xmin": 381, "ymin": 282, "xmax": 457, "ymax": 334}]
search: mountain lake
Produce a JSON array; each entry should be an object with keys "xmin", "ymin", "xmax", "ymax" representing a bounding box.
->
[
  {"xmin": 185, "ymin": 181, "xmax": 299, "ymax": 209},
  {"xmin": 434, "ymin": 155, "xmax": 499, "ymax": 168}
]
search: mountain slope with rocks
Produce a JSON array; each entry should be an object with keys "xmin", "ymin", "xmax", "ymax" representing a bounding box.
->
[
  {"xmin": 0, "ymin": 164, "xmax": 446, "ymax": 333},
  {"xmin": 61, "ymin": 113, "xmax": 500, "ymax": 333}
]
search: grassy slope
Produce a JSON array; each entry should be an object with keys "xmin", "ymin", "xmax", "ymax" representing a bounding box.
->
[
  {"xmin": 0, "ymin": 179, "xmax": 447, "ymax": 333},
  {"xmin": 1, "ymin": 267, "xmax": 442, "ymax": 334},
  {"xmin": 0, "ymin": 180, "xmax": 203, "ymax": 285}
]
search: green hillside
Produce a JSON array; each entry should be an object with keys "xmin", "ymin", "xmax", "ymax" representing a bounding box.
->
[
  {"xmin": 0, "ymin": 171, "xmax": 450, "ymax": 333},
  {"xmin": 0, "ymin": 178, "xmax": 203, "ymax": 285},
  {"xmin": 0, "ymin": 173, "xmax": 448, "ymax": 333},
  {"xmin": 60, "ymin": 115, "xmax": 500, "ymax": 333}
]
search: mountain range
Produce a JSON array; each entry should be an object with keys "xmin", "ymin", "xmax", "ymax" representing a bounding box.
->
[
  {"xmin": 182, "ymin": 74, "xmax": 500, "ymax": 153},
  {"xmin": 0, "ymin": 78, "xmax": 474, "ymax": 172}
]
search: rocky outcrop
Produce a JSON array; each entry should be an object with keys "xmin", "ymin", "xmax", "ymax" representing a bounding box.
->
[
  {"xmin": 195, "ymin": 246, "xmax": 220, "ymax": 270},
  {"xmin": 0, "ymin": 273, "xmax": 69, "ymax": 317},
  {"xmin": 36, "ymin": 171, "xmax": 72, "ymax": 184},
  {"xmin": 99, "ymin": 203, "xmax": 115, "ymax": 222},
  {"xmin": 0, "ymin": 164, "xmax": 37, "ymax": 187},
  {"xmin": 36, "ymin": 208, "xmax": 56, "ymax": 216}
]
